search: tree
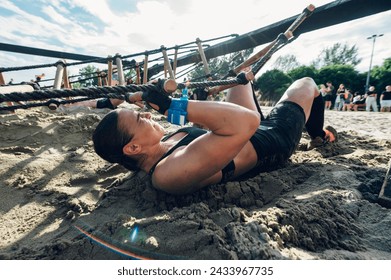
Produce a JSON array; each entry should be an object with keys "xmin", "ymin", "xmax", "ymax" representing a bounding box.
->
[
  {"xmin": 255, "ymin": 69, "xmax": 292, "ymax": 103},
  {"xmin": 78, "ymin": 65, "xmax": 99, "ymax": 87},
  {"xmin": 273, "ymin": 54, "xmax": 300, "ymax": 73},
  {"xmin": 124, "ymin": 68, "xmax": 137, "ymax": 82},
  {"xmin": 188, "ymin": 49, "xmax": 253, "ymax": 80},
  {"xmin": 287, "ymin": 65, "xmax": 317, "ymax": 81},
  {"xmin": 317, "ymin": 64, "xmax": 361, "ymax": 92},
  {"xmin": 370, "ymin": 57, "xmax": 391, "ymax": 92},
  {"xmin": 313, "ymin": 43, "xmax": 362, "ymax": 68}
]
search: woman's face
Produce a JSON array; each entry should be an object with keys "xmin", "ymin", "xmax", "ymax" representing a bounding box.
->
[{"xmin": 118, "ymin": 109, "xmax": 165, "ymax": 143}]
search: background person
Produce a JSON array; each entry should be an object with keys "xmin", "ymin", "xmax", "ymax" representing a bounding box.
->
[
  {"xmin": 365, "ymin": 86, "xmax": 378, "ymax": 112},
  {"xmin": 334, "ymin": 83, "xmax": 345, "ymax": 111},
  {"xmin": 380, "ymin": 85, "xmax": 391, "ymax": 112},
  {"xmin": 324, "ymin": 81, "xmax": 334, "ymax": 109}
]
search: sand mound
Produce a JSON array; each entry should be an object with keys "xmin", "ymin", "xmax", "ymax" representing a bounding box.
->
[{"xmin": 1, "ymin": 105, "xmax": 390, "ymax": 260}]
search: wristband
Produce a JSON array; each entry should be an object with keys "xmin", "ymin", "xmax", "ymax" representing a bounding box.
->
[{"xmin": 167, "ymin": 98, "xmax": 188, "ymax": 125}]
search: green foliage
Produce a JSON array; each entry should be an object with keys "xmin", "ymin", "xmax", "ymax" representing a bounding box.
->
[
  {"xmin": 370, "ymin": 58, "xmax": 391, "ymax": 92},
  {"xmin": 75, "ymin": 65, "xmax": 136, "ymax": 87},
  {"xmin": 317, "ymin": 64, "xmax": 361, "ymax": 92},
  {"xmin": 253, "ymin": 42, "xmax": 389, "ymax": 102},
  {"xmin": 78, "ymin": 65, "xmax": 99, "ymax": 87},
  {"xmin": 287, "ymin": 65, "xmax": 317, "ymax": 81},
  {"xmin": 71, "ymin": 82, "xmax": 81, "ymax": 89},
  {"xmin": 255, "ymin": 69, "xmax": 292, "ymax": 102},
  {"xmin": 316, "ymin": 43, "xmax": 362, "ymax": 68},
  {"xmin": 273, "ymin": 54, "xmax": 301, "ymax": 73}
]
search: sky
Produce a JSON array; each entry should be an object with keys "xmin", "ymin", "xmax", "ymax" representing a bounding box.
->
[{"xmin": 0, "ymin": 0, "xmax": 390, "ymax": 87}]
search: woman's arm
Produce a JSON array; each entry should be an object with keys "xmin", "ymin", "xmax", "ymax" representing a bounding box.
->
[
  {"xmin": 131, "ymin": 82, "xmax": 259, "ymax": 193},
  {"xmin": 125, "ymin": 80, "xmax": 260, "ymax": 193},
  {"xmin": 154, "ymin": 97, "xmax": 260, "ymax": 194}
]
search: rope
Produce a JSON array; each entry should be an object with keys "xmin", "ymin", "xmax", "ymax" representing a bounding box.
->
[
  {"xmin": 0, "ymin": 31, "xmax": 292, "ymax": 109},
  {"xmin": 0, "ymin": 84, "xmax": 156, "ymax": 103},
  {"xmin": 177, "ymin": 77, "xmax": 242, "ymax": 90},
  {"xmin": 174, "ymin": 63, "xmax": 199, "ymax": 80},
  {"xmin": 121, "ymin": 33, "xmax": 238, "ymax": 60},
  {"xmin": 37, "ymin": 59, "xmax": 136, "ymax": 87},
  {"xmin": 0, "ymin": 9, "xmax": 305, "ymax": 108},
  {"xmin": 250, "ymin": 33, "xmax": 289, "ymax": 76},
  {"xmin": 0, "ymin": 97, "xmax": 93, "ymax": 111},
  {"xmin": 0, "ymin": 62, "xmax": 57, "ymax": 73},
  {"xmin": 0, "ymin": 57, "xmax": 111, "ymax": 73},
  {"xmin": 0, "ymin": 75, "xmax": 243, "ymax": 106}
]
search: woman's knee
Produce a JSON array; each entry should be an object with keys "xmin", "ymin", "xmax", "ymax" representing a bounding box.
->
[
  {"xmin": 299, "ymin": 77, "xmax": 316, "ymax": 84},
  {"xmin": 287, "ymin": 77, "xmax": 318, "ymax": 98}
]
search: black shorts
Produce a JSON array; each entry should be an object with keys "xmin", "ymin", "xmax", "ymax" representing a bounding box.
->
[{"xmin": 239, "ymin": 101, "xmax": 305, "ymax": 180}]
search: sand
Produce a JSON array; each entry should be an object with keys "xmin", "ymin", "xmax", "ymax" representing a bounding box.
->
[{"xmin": 0, "ymin": 104, "xmax": 390, "ymax": 260}]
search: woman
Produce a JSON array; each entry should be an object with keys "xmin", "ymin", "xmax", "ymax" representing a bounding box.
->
[
  {"xmin": 365, "ymin": 86, "xmax": 378, "ymax": 112},
  {"xmin": 324, "ymin": 81, "xmax": 334, "ymax": 110},
  {"xmin": 334, "ymin": 83, "xmax": 345, "ymax": 111},
  {"xmin": 380, "ymin": 85, "xmax": 391, "ymax": 112},
  {"xmin": 350, "ymin": 92, "xmax": 366, "ymax": 111},
  {"xmin": 93, "ymin": 76, "xmax": 337, "ymax": 195},
  {"xmin": 341, "ymin": 88, "xmax": 353, "ymax": 111},
  {"xmin": 319, "ymin": 84, "xmax": 327, "ymax": 102}
]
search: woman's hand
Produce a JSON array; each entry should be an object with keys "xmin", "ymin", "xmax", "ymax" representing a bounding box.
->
[
  {"xmin": 125, "ymin": 80, "xmax": 173, "ymax": 114},
  {"xmin": 124, "ymin": 91, "xmax": 144, "ymax": 108}
]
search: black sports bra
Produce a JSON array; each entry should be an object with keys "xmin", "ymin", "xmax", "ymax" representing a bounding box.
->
[{"xmin": 148, "ymin": 126, "xmax": 236, "ymax": 183}]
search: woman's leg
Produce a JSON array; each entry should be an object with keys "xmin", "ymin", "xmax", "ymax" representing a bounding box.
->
[
  {"xmin": 372, "ymin": 98, "xmax": 379, "ymax": 112},
  {"xmin": 277, "ymin": 77, "xmax": 319, "ymax": 121},
  {"xmin": 228, "ymin": 77, "xmax": 336, "ymax": 143},
  {"xmin": 277, "ymin": 77, "xmax": 336, "ymax": 143},
  {"xmin": 226, "ymin": 83, "xmax": 258, "ymax": 111},
  {"xmin": 366, "ymin": 99, "xmax": 371, "ymax": 112}
]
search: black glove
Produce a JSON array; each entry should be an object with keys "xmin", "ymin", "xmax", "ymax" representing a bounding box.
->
[
  {"xmin": 236, "ymin": 72, "xmax": 250, "ymax": 85},
  {"xmin": 141, "ymin": 79, "xmax": 172, "ymax": 114}
]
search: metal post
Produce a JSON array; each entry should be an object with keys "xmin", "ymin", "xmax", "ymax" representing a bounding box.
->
[{"xmin": 365, "ymin": 34, "xmax": 383, "ymax": 92}]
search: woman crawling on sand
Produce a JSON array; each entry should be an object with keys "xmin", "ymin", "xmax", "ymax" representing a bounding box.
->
[{"xmin": 92, "ymin": 76, "xmax": 337, "ymax": 194}]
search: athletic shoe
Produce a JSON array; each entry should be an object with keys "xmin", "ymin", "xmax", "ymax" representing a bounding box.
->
[
  {"xmin": 307, "ymin": 126, "xmax": 338, "ymax": 150},
  {"xmin": 324, "ymin": 125, "xmax": 338, "ymax": 143}
]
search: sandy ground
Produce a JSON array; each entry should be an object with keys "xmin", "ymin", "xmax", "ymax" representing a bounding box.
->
[{"xmin": 0, "ymin": 104, "xmax": 390, "ymax": 260}]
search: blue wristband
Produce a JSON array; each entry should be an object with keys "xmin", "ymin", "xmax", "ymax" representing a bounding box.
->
[{"xmin": 167, "ymin": 98, "xmax": 188, "ymax": 125}]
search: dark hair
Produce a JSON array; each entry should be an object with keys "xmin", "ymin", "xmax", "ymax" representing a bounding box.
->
[{"xmin": 92, "ymin": 110, "xmax": 139, "ymax": 171}]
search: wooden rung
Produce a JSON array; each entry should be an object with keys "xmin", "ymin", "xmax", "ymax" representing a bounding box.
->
[
  {"xmin": 0, "ymin": 72, "xmax": 5, "ymax": 85},
  {"xmin": 196, "ymin": 38, "xmax": 211, "ymax": 78},
  {"xmin": 161, "ymin": 46, "xmax": 174, "ymax": 79},
  {"xmin": 143, "ymin": 53, "xmax": 148, "ymax": 84},
  {"xmin": 107, "ymin": 57, "xmax": 113, "ymax": 86},
  {"xmin": 0, "ymin": 84, "xmax": 34, "ymax": 93},
  {"xmin": 136, "ymin": 63, "xmax": 141, "ymax": 84}
]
